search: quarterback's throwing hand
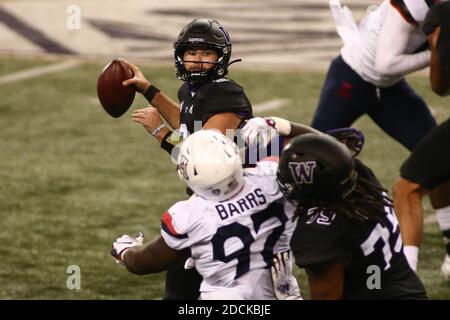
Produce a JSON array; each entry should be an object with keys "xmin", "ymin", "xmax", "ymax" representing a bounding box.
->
[
  {"xmin": 111, "ymin": 232, "xmax": 144, "ymax": 264},
  {"xmin": 271, "ymin": 251, "xmax": 302, "ymax": 300},
  {"xmin": 121, "ymin": 59, "xmax": 151, "ymax": 94}
]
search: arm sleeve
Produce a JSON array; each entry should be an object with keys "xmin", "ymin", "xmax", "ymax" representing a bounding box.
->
[
  {"xmin": 375, "ymin": 5, "xmax": 430, "ymax": 77},
  {"xmin": 201, "ymin": 81, "xmax": 252, "ymax": 123}
]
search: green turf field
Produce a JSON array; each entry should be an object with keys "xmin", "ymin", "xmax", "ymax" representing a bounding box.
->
[{"xmin": 0, "ymin": 57, "xmax": 448, "ymax": 299}]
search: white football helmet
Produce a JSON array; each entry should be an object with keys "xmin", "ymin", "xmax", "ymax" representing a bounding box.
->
[{"xmin": 177, "ymin": 129, "xmax": 244, "ymax": 202}]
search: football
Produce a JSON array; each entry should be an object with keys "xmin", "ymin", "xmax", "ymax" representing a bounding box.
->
[{"xmin": 97, "ymin": 59, "xmax": 136, "ymax": 118}]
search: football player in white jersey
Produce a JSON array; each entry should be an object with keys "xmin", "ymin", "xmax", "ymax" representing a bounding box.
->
[
  {"xmin": 111, "ymin": 130, "xmax": 299, "ymax": 299},
  {"xmin": 312, "ymin": 0, "xmax": 442, "ymax": 147},
  {"xmin": 311, "ymin": 0, "xmax": 450, "ymax": 273}
]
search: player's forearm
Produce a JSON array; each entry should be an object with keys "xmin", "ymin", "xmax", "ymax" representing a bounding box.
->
[
  {"xmin": 122, "ymin": 236, "xmax": 187, "ymax": 275},
  {"xmin": 429, "ymin": 28, "xmax": 450, "ymax": 96},
  {"xmin": 265, "ymin": 117, "xmax": 321, "ymax": 137},
  {"xmin": 122, "ymin": 241, "xmax": 174, "ymax": 275},
  {"xmin": 375, "ymin": 9, "xmax": 430, "ymax": 77},
  {"xmin": 145, "ymin": 91, "xmax": 180, "ymax": 129},
  {"xmin": 377, "ymin": 51, "xmax": 430, "ymax": 77},
  {"xmin": 122, "ymin": 247, "xmax": 157, "ymax": 275},
  {"xmin": 289, "ymin": 123, "xmax": 323, "ymax": 137},
  {"xmin": 152, "ymin": 126, "xmax": 171, "ymax": 144}
]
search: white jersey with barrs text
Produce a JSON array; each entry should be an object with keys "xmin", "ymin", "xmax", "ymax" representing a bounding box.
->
[{"xmin": 161, "ymin": 160, "xmax": 296, "ymax": 299}]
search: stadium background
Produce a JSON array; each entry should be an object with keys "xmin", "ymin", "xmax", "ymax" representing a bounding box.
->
[{"xmin": 0, "ymin": 0, "xmax": 448, "ymax": 299}]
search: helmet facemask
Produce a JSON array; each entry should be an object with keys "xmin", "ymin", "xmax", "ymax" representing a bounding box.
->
[{"xmin": 174, "ymin": 45, "xmax": 224, "ymax": 84}]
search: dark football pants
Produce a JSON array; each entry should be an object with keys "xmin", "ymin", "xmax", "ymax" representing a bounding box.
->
[
  {"xmin": 311, "ymin": 55, "xmax": 437, "ymax": 151},
  {"xmin": 163, "ymin": 261, "xmax": 202, "ymax": 300},
  {"xmin": 401, "ymin": 117, "xmax": 450, "ymax": 190}
]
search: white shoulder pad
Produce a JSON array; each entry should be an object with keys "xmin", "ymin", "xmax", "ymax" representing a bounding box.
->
[
  {"xmin": 255, "ymin": 158, "xmax": 279, "ymax": 176},
  {"xmin": 244, "ymin": 159, "xmax": 281, "ymax": 197},
  {"xmin": 161, "ymin": 202, "xmax": 190, "ymax": 238}
]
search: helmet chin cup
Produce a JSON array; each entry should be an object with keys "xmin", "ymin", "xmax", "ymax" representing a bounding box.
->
[
  {"xmin": 183, "ymin": 60, "xmax": 217, "ymax": 84},
  {"xmin": 187, "ymin": 70, "xmax": 211, "ymax": 84}
]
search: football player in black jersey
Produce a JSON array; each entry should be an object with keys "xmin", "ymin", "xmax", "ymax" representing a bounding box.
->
[
  {"xmin": 393, "ymin": 1, "xmax": 450, "ymax": 280},
  {"xmin": 121, "ymin": 19, "xmax": 253, "ymax": 299},
  {"xmin": 123, "ymin": 19, "xmax": 252, "ymax": 160},
  {"xmin": 242, "ymin": 119, "xmax": 427, "ymax": 299},
  {"xmin": 276, "ymin": 134, "xmax": 427, "ymax": 299}
]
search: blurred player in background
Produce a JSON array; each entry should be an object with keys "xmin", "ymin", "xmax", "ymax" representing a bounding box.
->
[
  {"xmin": 393, "ymin": 1, "xmax": 450, "ymax": 279},
  {"xmin": 111, "ymin": 130, "xmax": 299, "ymax": 299},
  {"xmin": 121, "ymin": 19, "xmax": 253, "ymax": 299},
  {"xmin": 311, "ymin": 0, "xmax": 450, "ymax": 274},
  {"xmin": 312, "ymin": 0, "xmax": 437, "ymax": 149}
]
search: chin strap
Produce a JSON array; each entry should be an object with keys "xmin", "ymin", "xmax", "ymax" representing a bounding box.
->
[{"xmin": 228, "ymin": 59, "xmax": 242, "ymax": 67}]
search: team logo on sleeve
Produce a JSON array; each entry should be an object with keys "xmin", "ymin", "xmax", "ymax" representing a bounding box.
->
[
  {"xmin": 289, "ymin": 161, "xmax": 316, "ymax": 184},
  {"xmin": 177, "ymin": 155, "xmax": 189, "ymax": 181}
]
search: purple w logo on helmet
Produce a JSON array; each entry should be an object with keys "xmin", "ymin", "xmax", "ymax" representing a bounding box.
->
[{"xmin": 289, "ymin": 161, "xmax": 317, "ymax": 184}]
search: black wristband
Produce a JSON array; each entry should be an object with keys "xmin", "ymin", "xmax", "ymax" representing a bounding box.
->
[
  {"xmin": 161, "ymin": 131, "xmax": 175, "ymax": 154},
  {"xmin": 161, "ymin": 131, "xmax": 182, "ymax": 161},
  {"xmin": 143, "ymin": 85, "xmax": 161, "ymax": 102}
]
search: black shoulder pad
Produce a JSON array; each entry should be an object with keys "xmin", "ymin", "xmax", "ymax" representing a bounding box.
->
[
  {"xmin": 390, "ymin": 0, "xmax": 417, "ymax": 25},
  {"xmin": 212, "ymin": 78, "xmax": 244, "ymax": 92},
  {"xmin": 423, "ymin": 2, "xmax": 450, "ymax": 34}
]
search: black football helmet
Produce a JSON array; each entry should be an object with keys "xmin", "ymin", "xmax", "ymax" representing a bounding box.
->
[
  {"xmin": 173, "ymin": 19, "xmax": 232, "ymax": 84},
  {"xmin": 277, "ymin": 134, "xmax": 357, "ymax": 208}
]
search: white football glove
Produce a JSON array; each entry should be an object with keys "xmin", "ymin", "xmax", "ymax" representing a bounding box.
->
[
  {"xmin": 242, "ymin": 117, "xmax": 279, "ymax": 149},
  {"xmin": 330, "ymin": 0, "xmax": 360, "ymax": 46},
  {"xmin": 111, "ymin": 232, "xmax": 144, "ymax": 264},
  {"xmin": 271, "ymin": 250, "xmax": 302, "ymax": 300}
]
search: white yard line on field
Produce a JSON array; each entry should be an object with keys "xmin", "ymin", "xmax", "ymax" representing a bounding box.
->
[
  {"xmin": 0, "ymin": 60, "xmax": 81, "ymax": 85},
  {"xmin": 253, "ymin": 99, "xmax": 289, "ymax": 113}
]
